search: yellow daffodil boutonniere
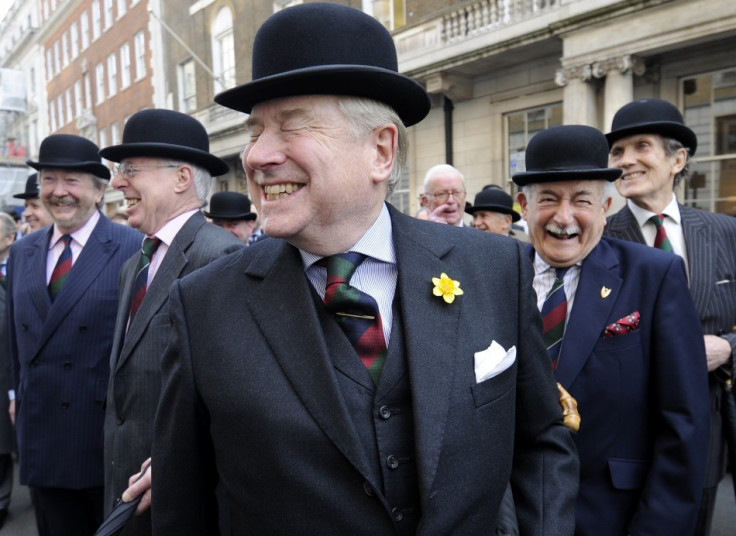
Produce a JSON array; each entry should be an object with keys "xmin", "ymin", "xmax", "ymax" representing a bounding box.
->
[{"xmin": 432, "ymin": 273, "xmax": 464, "ymax": 304}]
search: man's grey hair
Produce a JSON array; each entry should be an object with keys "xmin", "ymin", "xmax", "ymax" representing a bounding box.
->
[
  {"xmin": 166, "ymin": 160, "xmax": 213, "ymax": 206},
  {"xmin": 0, "ymin": 212, "xmax": 16, "ymax": 239},
  {"xmin": 661, "ymin": 136, "xmax": 691, "ymax": 187},
  {"xmin": 423, "ymin": 164, "xmax": 465, "ymax": 190},
  {"xmin": 521, "ymin": 180, "xmax": 615, "ymax": 206},
  {"xmin": 336, "ymin": 97, "xmax": 407, "ymax": 196}
]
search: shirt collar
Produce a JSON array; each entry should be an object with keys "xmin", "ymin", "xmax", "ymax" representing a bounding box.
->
[
  {"xmin": 532, "ymin": 253, "xmax": 581, "ymax": 277},
  {"xmin": 627, "ymin": 195, "xmax": 681, "ymax": 227},
  {"xmin": 300, "ymin": 203, "xmax": 396, "ymax": 269},
  {"xmin": 148, "ymin": 209, "xmax": 199, "ymax": 246},
  {"xmin": 50, "ymin": 210, "xmax": 100, "ymax": 249}
]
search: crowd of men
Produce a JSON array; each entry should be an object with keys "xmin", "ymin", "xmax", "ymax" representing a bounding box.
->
[{"xmin": 0, "ymin": 3, "xmax": 732, "ymax": 536}]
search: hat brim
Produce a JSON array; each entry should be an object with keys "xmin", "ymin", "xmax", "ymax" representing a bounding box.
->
[
  {"xmin": 214, "ymin": 65, "xmax": 431, "ymax": 127},
  {"xmin": 26, "ymin": 159, "xmax": 111, "ymax": 180},
  {"xmin": 605, "ymin": 121, "xmax": 698, "ymax": 155},
  {"xmin": 203, "ymin": 211, "xmax": 257, "ymax": 221},
  {"xmin": 512, "ymin": 167, "xmax": 622, "ymax": 187},
  {"xmin": 13, "ymin": 192, "xmax": 38, "ymax": 200},
  {"xmin": 465, "ymin": 204, "xmax": 520, "ymax": 221},
  {"xmin": 100, "ymin": 143, "xmax": 229, "ymax": 176}
]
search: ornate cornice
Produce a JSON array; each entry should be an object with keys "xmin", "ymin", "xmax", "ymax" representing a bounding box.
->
[{"xmin": 555, "ymin": 55, "xmax": 646, "ymax": 86}]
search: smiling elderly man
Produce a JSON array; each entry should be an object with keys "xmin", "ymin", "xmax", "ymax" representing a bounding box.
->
[{"xmin": 515, "ymin": 124, "xmax": 708, "ymax": 536}]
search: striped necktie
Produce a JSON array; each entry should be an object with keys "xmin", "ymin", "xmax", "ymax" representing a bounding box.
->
[
  {"xmin": 48, "ymin": 235, "xmax": 72, "ymax": 301},
  {"xmin": 649, "ymin": 214, "xmax": 673, "ymax": 252},
  {"xmin": 128, "ymin": 237, "xmax": 161, "ymax": 322},
  {"xmin": 321, "ymin": 252, "xmax": 386, "ymax": 385},
  {"xmin": 541, "ymin": 267, "xmax": 569, "ymax": 369}
]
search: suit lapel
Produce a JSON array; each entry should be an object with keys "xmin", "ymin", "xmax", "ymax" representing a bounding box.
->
[
  {"xmin": 389, "ymin": 207, "xmax": 459, "ymax": 497},
  {"xmin": 38, "ymin": 216, "xmax": 119, "ymax": 351},
  {"xmin": 607, "ymin": 206, "xmax": 646, "ymax": 244},
  {"xmin": 25, "ymin": 228, "xmax": 53, "ymax": 322},
  {"xmin": 243, "ymin": 240, "xmax": 377, "ymax": 480},
  {"xmin": 680, "ymin": 205, "xmax": 712, "ymax": 313},
  {"xmin": 555, "ymin": 240, "xmax": 622, "ymax": 388},
  {"xmin": 115, "ymin": 213, "xmax": 203, "ymax": 372}
]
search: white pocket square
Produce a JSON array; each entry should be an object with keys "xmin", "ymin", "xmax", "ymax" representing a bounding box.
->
[{"xmin": 474, "ymin": 341, "xmax": 516, "ymax": 383}]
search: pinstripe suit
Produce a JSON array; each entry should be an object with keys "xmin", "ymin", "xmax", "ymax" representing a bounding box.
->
[
  {"xmin": 605, "ymin": 203, "xmax": 736, "ymax": 527},
  {"xmin": 103, "ymin": 211, "xmax": 242, "ymax": 535},
  {"xmin": 6, "ymin": 215, "xmax": 141, "ymax": 491}
]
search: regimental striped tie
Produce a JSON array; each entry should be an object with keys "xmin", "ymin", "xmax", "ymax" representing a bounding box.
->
[
  {"xmin": 649, "ymin": 214, "xmax": 674, "ymax": 252},
  {"xmin": 48, "ymin": 235, "xmax": 72, "ymax": 301},
  {"xmin": 321, "ymin": 252, "xmax": 386, "ymax": 385},
  {"xmin": 128, "ymin": 237, "xmax": 161, "ymax": 323},
  {"xmin": 542, "ymin": 267, "xmax": 569, "ymax": 369}
]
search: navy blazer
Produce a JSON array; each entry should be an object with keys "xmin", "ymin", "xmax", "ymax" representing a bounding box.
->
[
  {"xmin": 549, "ymin": 237, "xmax": 709, "ymax": 535},
  {"xmin": 6, "ymin": 215, "xmax": 141, "ymax": 489},
  {"xmin": 152, "ymin": 205, "xmax": 579, "ymax": 535},
  {"xmin": 605, "ymin": 204, "xmax": 736, "ymax": 488}
]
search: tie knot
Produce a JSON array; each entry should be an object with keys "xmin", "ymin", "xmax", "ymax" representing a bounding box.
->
[
  {"xmin": 142, "ymin": 237, "xmax": 161, "ymax": 258},
  {"xmin": 60, "ymin": 234, "xmax": 72, "ymax": 247},
  {"xmin": 321, "ymin": 252, "xmax": 366, "ymax": 284},
  {"xmin": 554, "ymin": 267, "xmax": 568, "ymax": 281},
  {"xmin": 649, "ymin": 214, "xmax": 666, "ymax": 227}
]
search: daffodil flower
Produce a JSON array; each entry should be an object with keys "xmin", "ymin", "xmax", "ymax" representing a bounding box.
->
[{"xmin": 432, "ymin": 273, "xmax": 464, "ymax": 304}]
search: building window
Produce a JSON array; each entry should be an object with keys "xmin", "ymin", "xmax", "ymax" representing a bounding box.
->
[
  {"xmin": 65, "ymin": 89, "xmax": 73, "ymax": 123},
  {"xmin": 211, "ymin": 7, "xmax": 235, "ymax": 93},
  {"xmin": 70, "ymin": 22, "xmax": 79, "ymax": 58},
  {"xmin": 57, "ymin": 95, "xmax": 65, "ymax": 126},
  {"xmin": 62, "ymin": 32, "xmax": 69, "ymax": 67},
  {"xmin": 84, "ymin": 72, "xmax": 92, "ymax": 109},
  {"xmin": 45, "ymin": 49, "xmax": 53, "ymax": 81},
  {"xmin": 178, "ymin": 59, "xmax": 196, "ymax": 113},
  {"xmin": 368, "ymin": 0, "xmax": 406, "ymax": 30},
  {"xmin": 49, "ymin": 99, "xmax": 56, "ymax": 131},
  {"xmin": 95, "ymin": 62, "xmax": 105, "ymax": 103},
  {"xmin": 53, "ymin": 40, "xmax": 60, "ymax": 75},
  {"xmin": 103, "ymin": 0, "xmax": 113, "ymax": 30},
  {"xmin": 81, "ymin": 12, "xmax": 90, "ymax": 50},
  {"xmin": 273, "ymin": 0, "xmax": 302, "ymax": 10},
  {"xmin": 74, "ymin": 80, "xmax": 83, "ymax": 117},
  {"xmin": 117, "ymin": 0, "xmax": 126, "ymax": 18},
  {"xmin": 98, "ymin": 127, "xmax": 107, "ymax": 149},
  {"xmin": 111, "ymin": 121, "xmax": 120, "ymax": 145},
  {"xmin": 505, "ymin": 103, "xmax": 562, "ymax": 192},
  {"xmin": 92, "ymin": 0, "xmax": 101, "ymax": 41},
  {"xmin": 120, "ymin": 42, "xmax": 131, "ymax": 88},
  {"xmin": 134, "ymin": 31, "xmax": 146, "ymax": 80},
  {"xmin": 682, "ymin": 68, "xmax": 736, "ymax": 216},
  {"xmin": 107, "ymin": 53, "xmax": 117, "ymax": 96}
]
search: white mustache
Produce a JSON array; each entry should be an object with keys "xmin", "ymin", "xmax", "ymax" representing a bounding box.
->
[{"xmin": 545, "ymin": 224, "xmax": 580, "ymax": 237}]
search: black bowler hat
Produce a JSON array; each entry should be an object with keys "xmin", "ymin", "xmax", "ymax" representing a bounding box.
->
[
  {"xmin": 13, "ymin": 173, "xmax": 39, "ymax": 199},
  {"xmin": 606, "ymin": 98, "xmax": 697, "ymax": 155},
  {"xmin": 100, "ymin": 109, "xmax": 229, "ymax": 176},
  {"xmin": 214, "ymin": 3, "xmax": 430, "ymax": 127},
  {"xmin": 512, "ymin": 125, "xmax": 622, "ymax": 186},
  {"xmin": 204, "ymin": 191, "xmax": 257, "ymax": 221},
  {"xmin": 465, "ymin": 187, "xmax": 520, "ymax": 222},
  {"xmin": 27, "ymin": 134, "xmax": 110, "ymax": 180}
]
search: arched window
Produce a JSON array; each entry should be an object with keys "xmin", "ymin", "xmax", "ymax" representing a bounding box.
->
[{"xmin": 211, "ymin": 7, "xmax": 235, "ymax": 93}]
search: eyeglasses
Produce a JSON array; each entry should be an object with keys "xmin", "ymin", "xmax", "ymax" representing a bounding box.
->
[
  {"xmin": 113, "ymin": 163, "xmax": 179, "ymax": 179},
  {"xmin": 425, "ymin": 190, "xmax": 466, "ymax": 203}
]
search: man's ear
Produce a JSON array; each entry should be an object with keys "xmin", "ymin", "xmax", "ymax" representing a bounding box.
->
[
  {"xmin": 370, "ymin": 124, "xmax": 398, "ymax": 185},
  {"xmin": 517, "ymin": 191, "xmax": 529, "ymax": 220},
  {"xmin": 173, "ymin": 165, "xmax": 193, "ymax": 193}
]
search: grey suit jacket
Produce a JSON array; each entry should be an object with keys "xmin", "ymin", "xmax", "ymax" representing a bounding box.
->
[
  {"xmin": 605, "ymin": 203, "xmax": 736, "ymax": 487},
  {"xmin": 152, "ymin": 205, "xmax": 579, "ymax": 535},
  {"xmin": 103, "ymin": 211, "xmax": 242, "ymax": 531}
]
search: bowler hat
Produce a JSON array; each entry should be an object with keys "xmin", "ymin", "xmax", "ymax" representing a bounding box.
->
[
  {"xmin": 606, "ymin": 98, "xmax": 697, "ymax": 155},
  {"xmin": 100, "ymin": 109, "xmax": 229, "ymax": 176},
  {"xmin": 13, "ymin": 173, "xmax": 39, "ymax": 199},
  {"xmin": 512, "ymin": 125, "xmax": 622, "ymax": 186},
  {"xmin": 214, "ymin": 3, "xmax": 430, "ymax": 127},
  {"xmin": 27, "ymin": 134, "xmax": 110, "ymax": 180},
  {"xmin": 204, "ymin": 191, "xmax": 257, "ymax": 221},
  {"xmin": 465, "ymin": 188, "xmax": 520, "ymax": 221}
]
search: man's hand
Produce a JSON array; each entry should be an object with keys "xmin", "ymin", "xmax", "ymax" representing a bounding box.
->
[
  {"xmin": 122, "ymin": 457, "xmax": 152, "ymax": 514},
  {"xmin": 704, "ymin": 334, "xmax": 731, "ymax": 372},
  {"xmin": 8, "ymin": 400, "xmax": 14, "ymax": 426},
  {"xmin": 427, "ymin": 203, "xmax": 453, "ymax": 224}
]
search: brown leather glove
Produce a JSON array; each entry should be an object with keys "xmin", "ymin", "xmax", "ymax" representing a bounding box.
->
[{"xmin": 557, "ymin": 383, "xmax": 581, "ymax": 432}]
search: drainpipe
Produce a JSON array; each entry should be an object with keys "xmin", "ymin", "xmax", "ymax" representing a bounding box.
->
[{"xmin": 443, "ymin": 95, "xmax": 454, "ymax": 165}]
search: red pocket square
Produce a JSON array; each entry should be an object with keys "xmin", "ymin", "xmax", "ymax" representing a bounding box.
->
[{"xmin": 603, "ymin": 311, "xmax": 640, "ymax": 338}]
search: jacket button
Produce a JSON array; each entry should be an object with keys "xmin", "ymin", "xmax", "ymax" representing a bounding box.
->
[
  {"xmin": 61, "ymin": 401, "xmax": 69, "ymax": 409},
  {"xmin": 30, "ymin": 359, "xmax": 39, "ymax": 368},
  {"xmin": 392, "ymin": 507, "xmax": 404, "ymax": 521},
  {"xmin": 378, "ymin": 405, "xmax": 391, "ymax": 419},
  {"xmin": 116, "ymin": 417, "xmax": 124, "ymax": 426},
  {"xmin": 386, "ymin": 455, "xmax": 399, "ymax": 470},
  {"xmin": 63, "ymin": 362, "xmax": 72, "ymax": 370},
  {"xmin": 362, "ymin": 481, "xmax": 374, "ymax": 497},
  {"xmin": 21, "ymin": 324, "xmax": 28, "ymax": 332},
  {"xmin": 79, "ymin": 326, "xmax": 87, "ymax": 333}
]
